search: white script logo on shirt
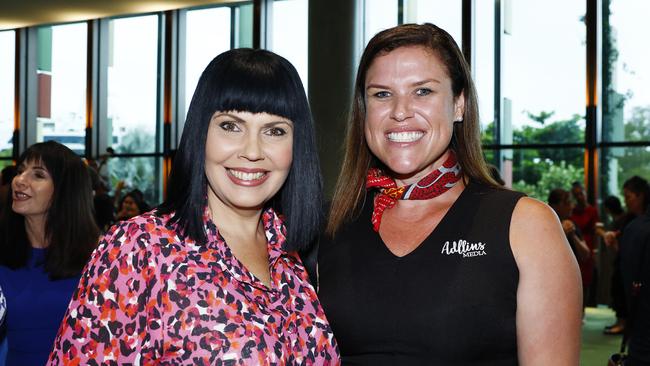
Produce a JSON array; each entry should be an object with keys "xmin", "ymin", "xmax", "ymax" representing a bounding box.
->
[{"xmin": 441, "ymin": 239, "xmax": 487, "ymax": 258}]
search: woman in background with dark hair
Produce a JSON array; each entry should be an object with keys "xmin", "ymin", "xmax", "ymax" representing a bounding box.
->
[
  {"xmin": 115, "ymin": 188, "xmax": 150, "ymax": 221},
  {"xmin": 0, "ymin": 141, "xmax": 99, "ymax": 366},
  {"xmin": 49, "ymin": 49, "xmax": 339, "ymax": 365}
]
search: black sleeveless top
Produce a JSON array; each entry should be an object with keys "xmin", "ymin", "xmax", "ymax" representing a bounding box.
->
[{"xmin": 318, "ymin": 182, "xmax": 525, "ymax": 365}]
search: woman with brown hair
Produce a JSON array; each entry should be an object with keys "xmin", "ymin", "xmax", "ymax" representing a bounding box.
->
[{"xmin": 318, "ymin": 23, "xmax": 582, "ymax": 365}]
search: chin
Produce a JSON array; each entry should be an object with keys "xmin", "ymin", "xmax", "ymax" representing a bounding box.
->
[{"xmin": 383, "ymin": 160, "xmax": 422, "ymax": 176}]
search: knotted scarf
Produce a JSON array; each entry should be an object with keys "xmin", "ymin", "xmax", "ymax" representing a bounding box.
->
[{"xmin": 366, "ymin": 151, "xmax": 462, "ymax": 232}]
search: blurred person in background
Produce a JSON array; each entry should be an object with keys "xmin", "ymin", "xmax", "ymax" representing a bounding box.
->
[
  {"xmin": 0, "ymin": 166, "xmax": 17, "ymax": 210},
  {"xmin": 570, "ymin": 182, "xmax": 600, "ymax": 307},
  {"xmin": 548, "ymin": 188, "xmax": 591, "ymax": 263},
  {"xmin": 115, "ymin": 188, "xmax": 150, "ymax": 221},
  {"xmin": 0, "ymin": 141, "xmax": 99, "ymax": 366},
  {"xmin": 87, "ymin": 167, "xmax": 115, "ymax": 232},
  {"xmin": 618, "ymin": 175, "xmax": 650, "ymax": 365},
  {"xmin": 599, "ymin": 195, "xmax": 636, "ymax": 335}
]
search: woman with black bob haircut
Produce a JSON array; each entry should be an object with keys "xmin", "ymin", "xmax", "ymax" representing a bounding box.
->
[
  {"xmin": 160, "ymin": 49, "xmax": 322, "ymax": 251},
  {"xmin": 0, "ymin": 141, "xmax": 99, "ymax": 366},
  {"xmin": 49, "ymin": 48, "xmax": 339, "ymax": 365}
]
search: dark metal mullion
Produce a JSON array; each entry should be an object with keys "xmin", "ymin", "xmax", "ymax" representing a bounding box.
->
[
  {"xmin": 397, "ymin": 0, "xmax": 404, "ymax": 24},
  {"xmin": 493, "ymin": 0, "xmax": 502, "ymax": 166},
  {"xmin": 152, "ymin": 13, "xmax": 167, "ymax": 202},
  {"xmin": 253, "ymin": 0, "xmax": 267, "ymax": 49},
  {"xmin": 24, "ymin": 27, "xmax": 37, "ymax": 152},
  {"xmin": 461, "ymin": 0, "xmax": 472, "ymax": 66},
  {"xmin": 86, "ymin": 20, "xmax": 99, "ymax": 160},
  {"xmin": 14, "ymin": 29, "xmax": 25, "ymax": 160},
  {"xmin": 230, "ymin": 6, "xmax": 237, "ymax": 48},
  {"xmin": 95, "ymin": 19, "xmax": 109, "ymax": 158},
  {"xmin": 585, "ymin": 0, "xmax": 599, "ymax": 204}
]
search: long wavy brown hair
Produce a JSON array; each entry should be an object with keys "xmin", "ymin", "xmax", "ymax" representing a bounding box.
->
[{"xmin": 326, "ymin": 23, "xmax": 500, "ymax": 236}]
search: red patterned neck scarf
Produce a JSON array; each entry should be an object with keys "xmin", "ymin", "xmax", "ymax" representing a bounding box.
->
[{"xmin": 366, "ymin": 151, "xmax": 462, "ymax": 232}]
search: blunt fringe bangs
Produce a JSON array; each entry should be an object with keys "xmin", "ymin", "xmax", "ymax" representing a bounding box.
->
[{"xmin": 160, "ymin": 48, "xmax": 322, "ymax": 252}]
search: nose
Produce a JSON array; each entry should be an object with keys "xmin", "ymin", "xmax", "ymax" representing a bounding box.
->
[
  {"xmin": 390, "ymin": 96, "xmax": 413, "ymax": 122},
  {"xmin": 12, "ymin": 172, "xmax": 27, "ymax": 189},
  {"xmin": 238, "ymin": 133, "xmax": 265, "ymax": 161}
]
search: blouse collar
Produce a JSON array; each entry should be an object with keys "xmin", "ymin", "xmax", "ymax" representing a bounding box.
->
[{"xmin": 201, "ymin": 206, "xmax": 292, "ymax": 291}]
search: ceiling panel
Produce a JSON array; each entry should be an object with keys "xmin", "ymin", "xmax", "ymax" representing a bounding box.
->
[{"xmin": 0, "ymin": 0, "xmax": 241, "ymax": 30}]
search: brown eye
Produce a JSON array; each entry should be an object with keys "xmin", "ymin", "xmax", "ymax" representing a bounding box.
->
[
  {"xmin": 267, "ymin": 127, "xmax": 287, "ymax": 137},
  {"xmin": 219, "ymin": 121, "xmax": 240, "ymax": 132}
]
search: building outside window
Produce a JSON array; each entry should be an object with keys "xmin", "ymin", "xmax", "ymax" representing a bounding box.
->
[{"xmin": 35, "ymin": 23, "xmax": 88, "ymax": 155}]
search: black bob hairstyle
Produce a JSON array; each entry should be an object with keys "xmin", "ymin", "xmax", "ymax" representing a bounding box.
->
[
  {"xmin": 158, "ymin": 48, "xmax": 323, "ymax": 251},
  {"xmin": 0, "ymin": 141, "xmax": 99, "ymax": 279}
]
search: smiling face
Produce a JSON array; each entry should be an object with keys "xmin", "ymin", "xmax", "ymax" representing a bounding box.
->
[
  {"xmin": 11, "ymin": 159, "xmax": 55, "ymax": 221},
  {"xmin": 364, "ymin": 45, "xmax": 464, "ymax": 185},
  {"xmin": 205, "ymin": 111, "xmax": 294, "ymax": 215}
]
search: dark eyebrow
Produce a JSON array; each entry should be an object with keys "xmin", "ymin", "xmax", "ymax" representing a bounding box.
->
[
  {"xmin": 413, "ymin": 78, "xmax": 441, "ymax": 86},
  {"xmin": 18, "ymin": 164, "xmax": 48, "ymax": 173},
  {"xmin": 213, "ymin": 112, "xmax": 245, "ymax": 122},
  {"xmin": 366, "ymin": 83, "xmax": 389, "ymax": 90},
  {"xmin": 31, "ymin": 166, "xmax": 48, "ymax": 172},
  {"xmin": 366, "ymin": 79, "xmax": 441, "ymax": 91},
  {"xmin": 264, "ymin": 121, "xmax": 293, "ymax": 128},
  {"xmin": 213, "ymin": 113, "xmax": 293, "ymax": 128}
]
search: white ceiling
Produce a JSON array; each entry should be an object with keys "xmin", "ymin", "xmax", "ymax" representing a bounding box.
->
[{"xmin": 0, "ymin": 0, "xmax": 240, "ymax": 31}]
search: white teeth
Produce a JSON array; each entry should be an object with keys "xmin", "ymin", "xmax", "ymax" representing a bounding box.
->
[
  {"xmin": 15, "ymin": 192, "xmax": 28, "ymax": 199},
  {"xmin": 228, "ymin": 170, "xmax": 266, "ymax": 181},
  {"xmin": 387, "ymin": 131, "xmax": 424, "ymax": 142}
]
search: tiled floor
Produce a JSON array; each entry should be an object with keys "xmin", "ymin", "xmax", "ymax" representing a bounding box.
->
[{"xmin": 581, "ymin": 306, "xmax": 625, "ymax": 365}]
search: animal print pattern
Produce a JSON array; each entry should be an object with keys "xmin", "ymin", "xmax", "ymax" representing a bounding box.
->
[{"xmin": 48, "ymin": 208, "xmax": 340, "ymax": 365}]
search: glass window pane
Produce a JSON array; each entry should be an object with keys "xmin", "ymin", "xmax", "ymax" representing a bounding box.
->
[
  {"xmin": 108, "ymin": 157, "xmax": 163, "ymax": 206},
  {"xmin": 235, "ymin": 4, "xmax": 254, "ymax": 49},
  {"xmin": 37, "ymin": 23, "xmax": 87, "ymax": 154},
  {"xmin": 475, "ymin": 1, "xmax": 496, "ymax": 144},
  {"xmin": 601, "ymin": 146, "xmax": 650, "ymax": 199},
  {"xmin": 107, "ymin": 15, "xmax": 159, "ymax": 154},
  {"xmin": 270, "ymin": 0, "xmax": 309, "ymax": 90},
  {"xmin": 403, "ymin": 0, "xmax": 462, "ymax": 47},
  {"xmin": 603, "ymin": 0, "xmax": 650, "ymax": 142},
  {"xmin": 502, "ymin": 1, "xmax": 586, "ymax": 144},
  {"xmin": 497, "ymin": 147, "xmax": 585, "ymax": 201},
  {"xmin": 184, "ymin": 7, "xmax": 232, "ymax": 117},
  {"xmin": 0, "ymin": 30, "xmax": 14, "ymax": 158},
  {"xmin": 364, "ymin": 0, "xmax": 398, "ymax": 45}
]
